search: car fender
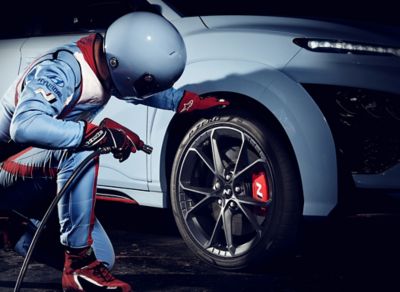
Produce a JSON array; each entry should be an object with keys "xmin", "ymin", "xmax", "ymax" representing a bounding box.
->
[{"xmin": 151, "ymin": 59, "xmax": 337, "ymax": 216}]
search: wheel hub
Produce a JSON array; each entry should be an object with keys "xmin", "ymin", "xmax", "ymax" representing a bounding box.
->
[{"xmin": 222, "ymin": 186, "xmax": 232, "ymax": 198}]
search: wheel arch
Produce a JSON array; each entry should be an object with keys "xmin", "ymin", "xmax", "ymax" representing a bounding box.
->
[
  {"xmin": 162, "ymin": 91, "xmax": 298, "ymax": 194},
  {"xmin": 157, "ymin": 61, "xmax": 337, "ymax": 216}
]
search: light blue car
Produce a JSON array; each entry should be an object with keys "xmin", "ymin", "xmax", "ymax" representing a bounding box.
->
[{"xmin": 1, "ymin": 0, "xmax": 399, "ymax": 270}]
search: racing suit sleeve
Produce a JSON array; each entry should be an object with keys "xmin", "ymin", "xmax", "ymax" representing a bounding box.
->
[
  {"xmin": 126, "ymin": 87, "xmax": 185, "ymax": 111},
  {"xmin": 10, "ymin": 59, "xmax": 84, "ymax": 149}
]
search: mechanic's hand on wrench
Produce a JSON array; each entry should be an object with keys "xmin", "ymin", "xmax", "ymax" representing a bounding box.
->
[{"xmin": 79, "ymin": 118, "xmax": 153, "ymax": 162}]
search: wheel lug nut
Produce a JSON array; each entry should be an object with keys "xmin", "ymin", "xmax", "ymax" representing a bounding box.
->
[
  {"xmin": 234, "ymin": 186, "xmax": 241, "ymax": 193},
  {"xmin": 213, "ymin": 182, "xmax": 221, "ymax": 190},
  {"xmin": 218, "ymin": 199, "xmax": 223, "ymax": 205},
  {"xmin": 225, "ymin": 174, "xmax": 231, "ymax": 181},
  {"xmin": 229, "ymin": 201, "xmax": 236, "ymax": 208}
]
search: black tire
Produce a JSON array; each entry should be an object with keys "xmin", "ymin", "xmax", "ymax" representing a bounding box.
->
[{"xmin": 170, "ymin": 110, "xmax": 303, "ymax": 270}]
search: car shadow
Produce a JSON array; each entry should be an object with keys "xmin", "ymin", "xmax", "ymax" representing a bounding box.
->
[
  {"xmin": 1, "ymin": 200, "xmax": 399, "ymax": 292},
  {"xmin": 96, "ymin": 201, "xmax": 400, "ymax": 292}
]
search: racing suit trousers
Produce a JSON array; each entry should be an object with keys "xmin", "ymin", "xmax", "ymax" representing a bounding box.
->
[{"xmin": 0, "ymin": 147, "xmax": 115, "ymax": 268}]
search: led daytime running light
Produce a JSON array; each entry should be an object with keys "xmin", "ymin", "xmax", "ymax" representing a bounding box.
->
[{"xmin": 294, "ymin": 38, "xmax": 400, "ymax": 57}]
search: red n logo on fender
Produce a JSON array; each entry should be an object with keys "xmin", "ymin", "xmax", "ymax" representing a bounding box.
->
[{"xmin": 252, "ymin": 172, "xmax": 268, "ymax": 202}]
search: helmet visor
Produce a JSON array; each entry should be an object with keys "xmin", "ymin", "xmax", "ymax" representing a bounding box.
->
[{"xmin": 132, "ymin": 73, "xmax": 162, "ymax": 99}]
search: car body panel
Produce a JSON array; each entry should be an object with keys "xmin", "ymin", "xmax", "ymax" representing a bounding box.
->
[
  {"xmin": 147, "ymin": 0, "xmax": 182, "ymax": 21},
  {"xmin": 284, "ymin": 49, "xmax": 400, "ymax": 95},
  {"xmin": 200, "ymin": 15, "xmax": 400, "ymax": 46},
  {"xmin": 18, "ymin": 35, "xmax": 88, "ymax": 73},
  {"xmin": 174, "ymin": 21, "xmax": 302, "ymax": 69},
  {"xmin": 93, "ymin": 98, "xmax": 149, "ymax": 191},
  {"xmin": 353, "ymin": 164, "xmax": 400, "ymax": 189},
  {"xmin": 0, "ymin": 39, "xmax": 25, "ymax": 97}
]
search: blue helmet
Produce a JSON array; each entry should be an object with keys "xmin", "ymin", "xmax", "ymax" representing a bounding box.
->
[{"xmin": 104, "ymin": 12, "xmax": 187, "ymax": 99}]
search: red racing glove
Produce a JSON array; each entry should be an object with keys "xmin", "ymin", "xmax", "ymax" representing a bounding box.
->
[
  {"xmin": 79, "ymin": 118, "xmax": 145, "ymax": 162},
  {"xmin": 177, "ymin": 91, "xmax": 230, "ymax": 113}
]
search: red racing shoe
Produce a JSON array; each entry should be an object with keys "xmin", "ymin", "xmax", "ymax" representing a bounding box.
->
[{"xmin": 62, "ymin": 247, "xmax": 132, "ymax": 292}]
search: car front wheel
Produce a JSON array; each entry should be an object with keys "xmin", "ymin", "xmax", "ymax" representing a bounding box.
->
[{"xmin": 170, "ymin": 111, "xmax": 303, "ymax": 269}]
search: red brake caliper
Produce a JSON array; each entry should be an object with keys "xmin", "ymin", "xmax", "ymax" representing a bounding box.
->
[{"xmin": 252, "ymin": 171, "xmax": 269, "ymax": 215}]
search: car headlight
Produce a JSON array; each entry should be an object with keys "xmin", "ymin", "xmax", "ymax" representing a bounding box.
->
[{"xmin": 293, "ymin": 38, "xmax": 400, "ymax": 57}]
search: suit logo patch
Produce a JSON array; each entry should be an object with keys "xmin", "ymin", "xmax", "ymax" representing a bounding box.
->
[
  {"xmin": 49, "ymin": 75, "xmax": 65, "ymax": 87},
  {"xmin": 37, "ymin": 78, "xmax": 62, "ymax": 98},
  {"xmin": 35, "ymin": 88, "xmax": 57, "ymax": 103},
  {"xmin": 180, "ymin": 99, "xmax": 194, "ymax": 113}
]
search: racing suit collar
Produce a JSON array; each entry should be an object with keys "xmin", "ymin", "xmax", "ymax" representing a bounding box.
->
[{"xmin": 77, "ymin": 34, "xmax": 100, "ymax": 79}]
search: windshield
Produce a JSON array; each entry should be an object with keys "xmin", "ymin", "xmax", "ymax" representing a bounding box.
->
[{"xmin": 165, "ymin": 0, "xmax": 400, "ymax": 27}]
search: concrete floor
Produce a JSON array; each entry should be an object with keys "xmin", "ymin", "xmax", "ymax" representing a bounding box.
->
[{"xmin": 1, "ymin": 198, "xmax": 400, "ymax": 292}]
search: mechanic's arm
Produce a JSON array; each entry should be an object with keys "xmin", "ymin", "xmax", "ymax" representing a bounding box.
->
[
  {"xmin": 10, "ymin": 60, "xmax": 84, "ymax": 149},
  {"xmin": 131, "ymin": 88, "xmax": 229, "ymax": 112},
  {"xmin": 132, "ymin": 87, "xmax": 183, "ymax": 111}
]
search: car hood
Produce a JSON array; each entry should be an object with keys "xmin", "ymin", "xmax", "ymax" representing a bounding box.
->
[{"xmin": 200, "ymin": 15, "xmax": 400, "ymax": 47}]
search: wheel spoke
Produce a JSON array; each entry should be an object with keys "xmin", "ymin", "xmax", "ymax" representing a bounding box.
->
[
  {"xmin": 185, "ymin": 195, "xmax": 214, "ymax": 220},
  {"xmin": 180, "ymin": 181, "xmax": 213, "ymax": 196},
  {"xmin": 210, "ymin": 130, "xmax": 225, "ymax": 176},
  {"xmin": 232, "ymin": 131, "xmax": 246, "ymax": 175},
  {"xmin": 234, "ymin": 159, "xmax": 266, "ymax": 180},
  {"xmin": 204, "ymin": 209, "xmax": 223, "ymax": 249},
  {"xmin": 222, "ymin": 207, "xmax": 236, "ymax": 255},
  {"xmin": 236, "ymin": 203, "xmax": 263, "ymax": 238},
  {"xmin": 188, "ymin": 148, "xmax": 215, "ymax": 175}
]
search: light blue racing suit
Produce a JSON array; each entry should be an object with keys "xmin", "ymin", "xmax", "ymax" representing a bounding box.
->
[{"xmin": 0, "ymin": 34, "xmax": 184, "ymax": 268}]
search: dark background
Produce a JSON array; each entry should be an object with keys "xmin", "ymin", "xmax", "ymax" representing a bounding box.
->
[{"xmin": 1, "ymin": 0, "xmax": 399, "ymax": 39}]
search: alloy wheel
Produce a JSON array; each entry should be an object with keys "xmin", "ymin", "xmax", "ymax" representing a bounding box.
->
[{"xmin": 177, "ymin": 126, "xmax": 274, "ymax": 257}]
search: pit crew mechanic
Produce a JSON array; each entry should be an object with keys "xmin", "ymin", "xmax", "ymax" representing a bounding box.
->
[{"xmin": 0, "ymin": 12, "xmax": 228, "ymax": 292}]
